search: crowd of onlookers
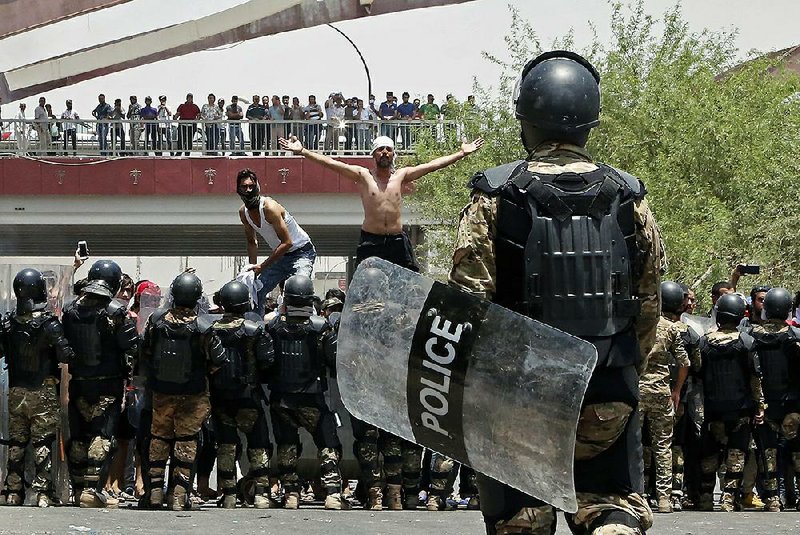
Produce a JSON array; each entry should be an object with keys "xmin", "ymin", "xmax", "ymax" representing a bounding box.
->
[{"xmin": 0, "ymin": 91, "xmax": 473, "ymax": 156}]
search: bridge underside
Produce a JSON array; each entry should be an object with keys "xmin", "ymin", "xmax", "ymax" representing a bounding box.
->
[{"xmin": 0, "ymin": 223, "xmax": 368, "ymax": 257}]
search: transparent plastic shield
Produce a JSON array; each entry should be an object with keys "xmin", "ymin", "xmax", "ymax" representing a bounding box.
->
[
  {"xmin": 681, "ymin": 313, "xmax": 717, "ymax": 338},
  {"xmin": 337, "ymin": 258, "xmax": 598, "ymax": 513},
  {"xmin": 0, "ymin": 263, "xmax": 73, "ymax": 497},
  {"xmin": 136, "ymin": 289, "xmax": 164, "ymax": 334}
]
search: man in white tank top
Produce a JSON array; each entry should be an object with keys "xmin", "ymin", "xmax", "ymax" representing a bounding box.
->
[{"xmin": 237, "ymin": 169, "xmax": 316, "ymax": 314}]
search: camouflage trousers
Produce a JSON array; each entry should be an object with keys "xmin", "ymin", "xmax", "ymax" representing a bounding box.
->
[
  {"xmin": 351, "ymin": 416, "xmax": 422, "ymax": 492},
  {"xmin": 149, "ymin": 391, "xmax": 210, "ymax": 493},
  {"xmin": 429, "ymin": 451, "xmax": 478, "ymax": 498},
  {"xmin": 67, "ymin": 379, "xmax": 122, "ymax": 492},
  {"xmin": 4, "ymin": 385, "xmax": 60, "ymax": 496},
  {"xmin": 211, "ymin": 394, "xmax": 272, "ymax": 497},
  {"xmin": 700, "ymin": 416, "xmax": 751, "ymax": 500},
  {"xmin": 638, "ymin": 393, "xmax": 674, "ymax": 499},
  {"xmin": 753, "ymin": 412, "xmax": 800, "ymax": 500},
  {"xmin": 482, "ymin": 397, "xmax": 654, "ymax": 535},
  {"xmin": 270, "ymin": 393, "xmax": 342, "ymax": 495},
  {"xmin": 671, "ymin": 403, "xmax": 685, "ymax": 497}
]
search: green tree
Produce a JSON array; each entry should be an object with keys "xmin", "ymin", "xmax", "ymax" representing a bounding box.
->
[{"xmin": 406, "ymin": 1, "xmax": 800, "ymax": 307}]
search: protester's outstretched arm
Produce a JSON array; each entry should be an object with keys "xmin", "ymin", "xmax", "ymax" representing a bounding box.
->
[
  {"xmin": 279, "ymin": 135, "xmax": 364, "ymax": 183},
  {"xmin": 403, "ymin": 138, "xmax": 484, "ymax": 183}
]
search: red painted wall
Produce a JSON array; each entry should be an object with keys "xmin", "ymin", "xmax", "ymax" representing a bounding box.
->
[{"xmin": 0, "ymin": 156, "xmax": 371, "ymax": 196}]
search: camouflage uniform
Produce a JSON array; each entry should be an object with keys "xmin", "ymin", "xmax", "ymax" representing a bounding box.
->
[
  {"xmin": 270, "ymin": 396, "xmax": 342, "ymax": 495},
  {"xmin": 0, "ymin": 309, "xmax": 72, "ymax": 502},
  {"xmin": 140, "ymin": 307, "xmax": 221, "ymax": 507},
  {"xmin": 639, "ymin": 316, "xmax": 690, "ymax": 502},
  {"xmin": 750, "ymin": 320, "xmax": 800, "ymax": 510},
  {"xmin": 210, "ymin": 315, "xmax": 274, "ymax": 501},
  {"xmin": 62, "ymin": 295, "xmax": 137, "ymax": 498},
  {"xmin": 428, "ymin": 451, "xmax": 479, "ymax": 508},
  {"xmin": 351, "ymin": 236, "xmax": 424, "ymax": 508},
  {"xmin": 267, "ymin": 314, "xmax": 344, "ymax": 502},
  {"xmin": 350, "ymin": 417, "xmax": 422, "ymax": 504},
  {"xmin": 697, "ymin": 328, "xmax": 765, "ymax": 510},
  {"xmin": 668, "ymin": 319, "xmax": 702, "ymax": 501},
  {"xmin": 450, "ymin": 143, "xmax": 662, "ymax": 534}
]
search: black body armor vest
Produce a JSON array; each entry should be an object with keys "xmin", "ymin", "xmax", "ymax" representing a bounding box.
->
[
  {"xmin": 268, "ymin": 316, "xmax": 327, "ymax": 394},
  {"xmin": 471, "ymin": 161, "xmax": 645, "ymax": 369},
  {"xmin": 211, "ymin": 316, "xmax": 265, "ymax": 398},
  {"xmin": 752, "ymin": 326, "xmax": 800, "ymax": 404},
  {"xmin": 62, "ymin": 299, "xmax": 125, "ymax": 379},
  {"xmin": 3, "ymin": 312, "xmax": 60, "ymax": 389},
  {"xmin": 149, "ymin": 310, "xmax": 212, "ymax": 395},
  {"xmin": 700, "ymin": 334, "xmax": 754, "ymax": 415}
]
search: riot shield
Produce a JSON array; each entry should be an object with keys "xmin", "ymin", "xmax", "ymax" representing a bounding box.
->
[
  {"xmin": 337, "ymin": 257, "xmax": 598, "ymax": 513},
  {"xmin": 136, "ymin": 289, "xmax": 163, "ymax": 334},
  {"xmin": 681, "ymin": 313, "xmax": 717, "ymax": 338},
  {"xmin": 0, "ymin": 263, "xmax": 73, "ymax": 502}
]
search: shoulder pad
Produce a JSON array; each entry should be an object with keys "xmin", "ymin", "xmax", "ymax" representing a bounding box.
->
[
  {"xmin": 739, "ymin": 331, "xmax": 755, "ymax": 350},
  {"xmin": 680, "ymin": 328, "xmax": 700, "ymax": 347},
  {"xmin": 149, "ymin": 308, "xmax": 169, "ymax": 326},
  {"xmin": 105, "ymin": 300, "xmax": 128, "ymax": 317},
  {"xmin": 788, "ymin": 325, "xmax": 800, "ymax": 341},
  {"xmin": 243, "ymin": 311, "xmax": 263, "ymax": 323},
  {"xmin": 308, "ymin": 316, "xmax": 328, "ymax": 333},
  {"xmin": 242, "ymin": 319, "xmax": 263, "ymax": 337},
  {"xmin": 267, "ymin": 315, "xmax": 282, "ymax": 331},
  {"xmin": 195, "ymin": 314, "xmax": 215, "ymax": 333},
  {"xmin": 469, "ymin": 160, "xmax": 527, "ymax": 194},
  {"xmin": 62, "ymin": 299, "xmax": 78, "ymax": 314},
  {"xmin": 29, "ymin": 311, "xmax": 54, "ymax": 329},
  {"xmin": 327, "ymin": 312, "xmax": 341, "ymax": 328},
  {"xmin": 602, "ymin": 165, "xmax": 646, "ymax": 200}
]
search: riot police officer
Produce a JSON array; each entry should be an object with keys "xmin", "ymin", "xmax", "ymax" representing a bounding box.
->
[
  {"xmin": 670, "ymin": 283, "xmax": 702, "ymax": 511},
  {"xmin": 697, "ymin": 293, "xmax": 765, "ymax": 512},
  {"xmin": 210, "ymin": 280, "xmax": 274, "ymax": 509},
  {"xmin": 639, "ymin": 282, "xmax": 691, "ymax": 513},
  {"xmin": 750, "ymin": 287, "xmax": 800, "ymax": 512},
  {"xmin": 140, "ymin": 272, "xmax": 225, "ymax": 510},
  {"xmin": 449, "ymin": 50, "xmax": 664, "ymax": 534},
  {"xmin": 62, "ymin": 259, "xmax": 138, "ymax": 508},
  {"xmin": 0, "ymin": 269, "xmax": 74, "ymax": 507},
  {"xmin": 266, "ymin": 274, "xmax": 346, "ymax": 510}
]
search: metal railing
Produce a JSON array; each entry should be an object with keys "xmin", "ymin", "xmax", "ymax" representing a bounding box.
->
[{"xmin": 0, "ymin": 118, "xmax": 457, "ymax": 158}]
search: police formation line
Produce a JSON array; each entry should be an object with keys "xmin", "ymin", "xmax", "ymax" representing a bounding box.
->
[
  {"xmin": 642, "ymin": 282, "xmax": 800, "ymax": 514},
  {"xmin": 0, "ymin": 262, "xmax": 455, "ymax": 511}
]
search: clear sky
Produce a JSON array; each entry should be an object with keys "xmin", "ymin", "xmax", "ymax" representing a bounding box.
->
[{"xmin": 1, "ymin": 0, "xmax": 798, "ymax": 115}]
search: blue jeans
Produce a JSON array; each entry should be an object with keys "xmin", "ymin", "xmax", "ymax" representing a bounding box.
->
[
  {"xmin": 256, "ymin": 243, "xmax": 316, "ymax": 314},
  {"xmin": 97, "ymin": 123, "xmax": 109, "ymax": 153},
  {"xmin": 229, "ymin": 124, "xmax": 244, "ymax": 151}
]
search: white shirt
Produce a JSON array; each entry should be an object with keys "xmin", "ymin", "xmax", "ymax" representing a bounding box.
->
[
  {"xmin": 61, "ymin": 109, "xmax": 79, "ymax": 130},
  {"xmin": 243, "ymin": 197, "xmax": 311, "ymax": 252}
]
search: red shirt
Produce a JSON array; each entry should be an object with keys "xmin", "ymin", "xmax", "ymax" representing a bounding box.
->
[{"xmin": 176, "ymin": 102, "xmax": 200, "ymax": 120}]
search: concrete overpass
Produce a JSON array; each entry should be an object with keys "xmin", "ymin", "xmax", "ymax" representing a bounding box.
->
[{"xmin": 0, "ymin": 155, "xmax": 425, "ymax": 258}]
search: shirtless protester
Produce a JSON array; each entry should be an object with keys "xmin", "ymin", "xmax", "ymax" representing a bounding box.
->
[
  {"xmin": 237, "ymin": 168, "xmax": 316, "ymax": 314},
  {"xmin": 278, "ymin": 134, "xmax": 483, "ymax": 271},
  {"xmin": 278, "ymin": 133, "xmax": 482, "ymax": 510}
]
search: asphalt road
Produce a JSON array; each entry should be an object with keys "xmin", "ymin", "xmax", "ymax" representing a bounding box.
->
[{"xmin": 1, "ymin": 506, "xmax": 800, "ymax": 535}]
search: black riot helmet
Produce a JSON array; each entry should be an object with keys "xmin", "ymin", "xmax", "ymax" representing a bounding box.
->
[
  {"xmin": 88, "ymin": 259, "xmax": 122, "ymax": 295},
  {"xmin": 171, "ymin": 273, "xmax": 203, "ymax": 308},
  {"xmin": 236, "ymin": 168, "xmax": 261, "ymax": 210},
  {"xmin": 660, "ymin": 281, "xmax": 685, "ymax": 315},
  {"xmin": 218, "ymin": 280, "xmax": 252, "ymax": 314},
  {"xmin": 283, "ymin": 275, "xmax": 315, "ymax": 307},
  {"xmin": 763, "ymin": 287, "xmax": 792, "ymax": 320},
  {"xmin": 13, "ymin": 268, "xmax": 47, "ymax": 304},
  {"xmin": 514, "ymin": 51, "xmax": 600, "ymax": 148},
  {"xmin": 715, "ymin": 293, "xmax": 746, "ymax": 327}
]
